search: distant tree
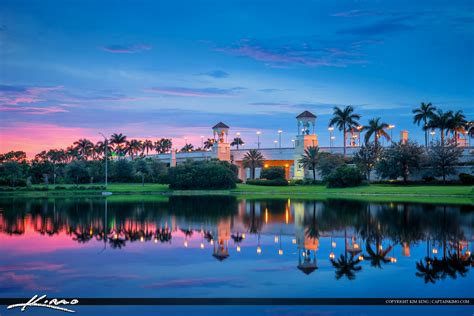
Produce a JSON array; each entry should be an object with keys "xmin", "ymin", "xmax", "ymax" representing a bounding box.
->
[
  {"xmin": 298, "ymin": 146, "xmax": 319, "ymax": 181},
  {"xmin": 125, "ymin": 139, "xmax": 142, "ymax": 159},
  {"xmin": 1, "ymin": 161, "xmax": 24, "ymax": 186},
  {"xmin": 316, "ymin": 152, "xmax": 345, "ymax": 180},
  {"xmin": 428, "ymin": 109, "xmax": 452, "ymax": 146},
  {"xmin": 376, "ymin": 141, "xmax": 425, "ymax": 183},
  {"xmin": 413, "ymin": 102, "xmax": 436, "ymax": 147},
  {"xmin": 427, "ymin": 141, "xmax": 463, "ymax": 183},
  {"xmin": 203, "ymin": 138, "xmax": 215, "ymax": 150},
  {"xmin": 109, "ymin": 133, "xmax": 128, "ymax": 157},
  {"xmin": 353, "ymin": 143, "xmax": 380, "ymax": 181},
  {"xmin": 230, "ymin": 137, "xmax": 244, "ymax": 149},
  {"xmin": 134, "ymin": 159, "xmax": 151, "ymax": 186},
  {"xmin": 66, "ymin": 160, "xmax": 89, "ymax": 184},
  {"xmin": 73, "ymin": 138, "xmax": 94, "ymax": 160},
  {"xmin": 180, "ymin": 144, "xmax": 194, "ymax": 152},
  {"xmin": 0, "ymin": 151, "xmax": 27, "ymax": 163},
  {"xmin": 242, "ymin": 149, "xmax": 265, "ymax": 179},
  {"xmin": 112, "ymin": 159, "xmax": 135, "ymax": 182},
  {"xmin": 449, "ymin": 110, "xmax": 466, "ymax": 145},
  {"xmin": 142, "ymin": 140, "xmax": 155, "ymax": 155},
  {"xmin": 155, "ymin": 138, "xmax": 172, "ymax": 154},
  {"xmin": 363, "ymin": 118, "xmax": 390, "ymax": 146},
  {"xmin": 329, "ymin": 106, "xmax": 361, "ymax": 157},
  {"xmin": 148, "ymin": 160, "xmax": 168, "ymax": 183},
  {"xmin": 168, "ymin": 160, "xmax": 237, "ymax": 190}
]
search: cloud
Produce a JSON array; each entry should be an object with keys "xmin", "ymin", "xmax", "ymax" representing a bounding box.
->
[
  {"xmin": 102, "ymin": 44, "xmax": 152, "ymax": 54},
  {"xmin": 338, "ymin": 17, "xmax": 414, "ymax": 36},
  {"xmin": 145, "ymin": 86, "xmax": 242, "ymax": 97},
  {"xmin": 199, "ymin": 70, "xmax": 229, "ymax": 78},
  {"xmin": 214, "ymin": 38, "xmax": 376, "ymax": 68},
  {"xmin": 0, "ymin": 85, "xmax": 66, "ymax": 113},
  {"xmin": 332, "ymin": 10, "xmax": 384, "ymax": 17}
]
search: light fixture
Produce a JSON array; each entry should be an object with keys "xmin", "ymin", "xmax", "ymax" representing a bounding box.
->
[
  {"xmin": 358, "ymin": 255, "xmax": 364, "ymax": 261},
  {"xmin": 184, "ymin": 240, "xmax": 188, "ymax": 247},
  {"xmin": 329, "ymin": 252, "xmax": 335, "ymax": 260},
  {"xmin": 237, "ymin": 245, "xmax": 241, "ymax": 252},
  {"xmin": 257, "ymin": 246, "xmax": 262, "ymax": 254},
  {"xmin": 274, "ymin": 236, "xmax": 279, "ymax": 243},
  {"xmin": 278, "ymin": 249, "xmax": 283, "ymax": 255},
  {"xmin": 331, "ymin": 241, "xmax": 336, "ymax": 248},
  {"xmin": 292, "ymin": 238, "xmax": 297, "ymax": 244},
  {"xmin": 200, "ymin": 242, "xmax": 204, "ymax": 249}
]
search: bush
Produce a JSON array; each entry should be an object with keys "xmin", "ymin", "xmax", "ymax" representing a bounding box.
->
[
  {"xmin": 65, "ymin": 160, "xmax": 90, "ymax": 184},
  {"xmin": 168, "ymin": 160, "xmax": 237, "ymax": 190},
  {"xmin": 246, "ymin": 178, "xmax": 288, "ymax": 186},
  {"xmin": 111, "ymin": 159, "xmax": 135, "ymax": 182},
  {"xmin": 459, "ymin": 173, "xmax": 474, "ymax": 185},
  {"xmin": 422, "ymin": 175, "xmax": 436, "ymax": 183},
  {"xmin": 260, "ymin": 166, "xmax": 285, "ymax": 180},
  {"xmin": 326, "ymin": 166, "xmax": 364, "ymax": 188}
]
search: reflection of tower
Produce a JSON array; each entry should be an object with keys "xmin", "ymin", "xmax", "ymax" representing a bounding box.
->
[
  {"xmin": 294, "ymin": 111, "xmax": 318, "ymax": 179},
  {"xmin": 212, "ymin": 122, "xmax": 231, "ymax": 162},
  {"xmin": 402, "ymin": 242, "xmax": 411, "ymax": 257},
  {"xmin": 213, "ymin": 219, "xmax": 231, "ymax": 261},
  {"xmin": 294, "ymin": 201, "xmax": 319, "ymax": 275}
]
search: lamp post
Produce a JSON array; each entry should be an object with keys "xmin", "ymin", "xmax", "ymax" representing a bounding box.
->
[
  {"xmin": 330, "ymin": 136, "xmax": 335, "ymax": 152},
  {"xmin": 328, "ymin": 127, "xmax": 334, "ymax": 149},
  {"xmin": 291, "ymin": 139, "xmax": 295, "ymax": 148},
  {"xmin": 388, "ymin": 124, "xmax": 395, "ymax": 143},
  {"xmin": 274, "ymin": 140, "xmax": 278, "ymax": 148},
  {"xmin": 99, "ymin": 132, "xmax": 108, "ymax": 188},
  {"xmin": 278, "ymin": 130, "xmax": 282, "ymax": 149},
  {"xmin": 256, "ymin": 131, "xmax": 261, "ymax": 149},
  {"xmin": 430, "ymin": 130, "xmax": 435, "ymax": 146},
  {"xmin": 236, "ymin": 132, "xmax": 241, "ymax": 150}
]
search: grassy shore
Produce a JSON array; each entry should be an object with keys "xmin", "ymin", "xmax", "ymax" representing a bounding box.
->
[{"xmin": 0, "ymin": 183, "xmax": 472, "ymax": 204}]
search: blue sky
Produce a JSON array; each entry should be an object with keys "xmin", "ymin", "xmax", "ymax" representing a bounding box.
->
[{"xmin": 0, "ymin": 0, "xmax": 473, "ymax": 155}]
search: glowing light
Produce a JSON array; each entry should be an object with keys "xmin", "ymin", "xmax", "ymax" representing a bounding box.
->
[
  {"xmin": 274, "ymin": 236, "xmax": 279, "ymax": 243},
  {"xmin": 302, "ymin": 252, "xmax": 306, "ymax": 257},
  {"xmin": 154, "ymin": 238, "xmax": 158, "ymax": 243},
  {"xmin": 184, "ymin": 240, "xmax": 188, "ymax": 248},
  {"xmin": 354, "ymin": 243, "xmax": 359, "ymax": 249},
  {"xmin": 466, "ymin": 250, "xmax": 471, "ymax": 256},
  {"xmin": 114, "ymin": 234, "xmax": 118, "ymax": 239},
  {"xmin": 242, "ymin": 233, "xmax": 246, "ymax": 239},
  {"xmin": 237, "ymin": 245, "xmax": 241, "ymax": 252},
  {"xmin": 256, "ymin": 131, "xmax": 261, "ymax": 135},
  {"xmin": 278, "ymin": 249, "xmax": 283, "ymax": 255},
  {"xmin": 264, "ymin": 164, "xmax": 269, "ymax": 168},
  {"xmin": 390, "ymin": 257, "xmax": 397, "ymax": 263},
  {"xmin": 210, "ymin": 240, "xmax": 214, "ymax": 245},
  {"xmin": 140, "ymin": 236, "xmax": 144, "ymax": 242},
  {"xmin": 257, "ymin": 246, "xmax": 262, "ymax": 254},
  {"xmin": 285, "ymin": 209, "xmax": 289, "ymax": 224},
  {"xmin": 200, "ymin": 242, "xmax": 204, "ymax": 249},
  {"xmin": 265, "ymin": 208, "xmax": 268, "ymax": 223},
  {"xmin": 292, "ymin": 238, "xmax": 297, "ymax": 244},
  {"xmin": 284, "ymin": 164, "xmax": 289, "ymax": 167},
  {"xmin": 328, "ymin": 127, "xmax": 334, "ymax": 131},
  {"xmin": 331, "ymin": 241, "xmax": 336, "ymax": 248},
  {"xmin": 329, "ymin": 252, "xmax": 335, "ymax": 260},
  {"xmin": 432, "ymin": 248, "xmax": 438, "ymax": 254},
  {"xmin": 358, "ymin": 255, "xmax": 364, "ymax": 261}
]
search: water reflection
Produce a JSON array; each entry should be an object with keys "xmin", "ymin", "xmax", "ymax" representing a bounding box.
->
[{"xmin": 0, "ymin": 197, "xmax": 472, "ymax": 284}]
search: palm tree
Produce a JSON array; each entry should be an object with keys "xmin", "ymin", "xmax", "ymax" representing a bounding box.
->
[
  {"xmin": 142, "ymin": 139, "xmax": 154, "ymax": 155},
  {"xmin": 449, "ymin": 110, "xmax": 466, "ymax": 145},
  {"xmin": 125, "ymin": 139, "xmax": 142, "ymax": 159},
  {"xmin": 180, "ymin": 144, "xmax": 194, "ymax": 152},
  {"xmin": 95, "ymin": 141, "xmax": 113, "ymax": 159},
  {"xmin": 155, "ymin": 138, "xmax": 172, "ymax": 154},
  {"xmin": 331, "ymin": 254, "xmax": 362, "ymax": 280},
  {"xmin": 364, "ymin": 240, "xmax": 393, "ymax": 268},
  {"xmin": 413, "ymin": 102, "xmax": 436, "ymax": 147},
  {"xmin": 203, "ymin": 138, "xmax": 215, "ymax": 150},
  {"xmin": 242, "ymin": 149, "xmax": 264, "ymax": 179},
  {"xmin": 73, "ymin": 138, "xmax": 94, "ymax": 160},
  {"xmin": 416, "ymin": 258, "xmax": 440, "ymax": 284},
  {"xmin": 363, "ymin": 118, "xmax": 390, "ymax": 147},
  {"xmin": 298, "ymin": 146, "xmax": 319, "ymax": 181},
  {"xmin": 230, "ymin": 137, "xmax": 244, "ymax": 149},
  {"xmin": 109, "ymin": 133, "xmax": 128, "ymax": 157},
  {"xmin": 329, "ymin": 106, "xmax": 361, "ymax": 157},
  {"xmin": 428, "ymin": 109, "xmax": 453, "ymax": 146}
]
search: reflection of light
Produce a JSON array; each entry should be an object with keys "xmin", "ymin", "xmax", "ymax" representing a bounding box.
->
[
  {"xmin": 114, "ymin": 234, "xmax": 118, "ymax": 239},
  {"xmin": 358, "ymin": 255, "xmax": 364, "ymax": 261},
  {"xmin": 432, "ymin": 248, "xmax": 438, "ymax": 254},
  {"xmin": 200, "ymin": 242, "xmax": 204, "ymax": 249},
  {"xmin": 284, "ymin": 164, "xmax": 289, "ymax": 167},
  {"xmin": 292, "ymin": 239, "xmax": 297, "ymax": 244},
  {"xmin": 184, "ymin": 240, "xmax": 188, "ymax": 247},
  {"xmin": 237, "ymin": 245, "xmax": 241, "ymax": 252},
  {"xmin": 265, "ymin": 208, "xmax": 268, "ymax": 224},
  {"xmin": 354, "ymin": 243, "xmax": 359, "ymax": 249},
  {"xmin": 279, "ymin": 249, "xmax": 283, "ymax": 255},
  {"xmin": 302, "ymin": 252, "xmax": 306, "ymax": 257},
  {"xmin": 210, "ymin": 240, "xmax": 214, "ymax": 245},
  {"xmin": 329, "ymin": 252, "xmax": 335, "ymax": 260},
  {"xmin": 242, "ymin": 233, "xmax": 246, "ymax": 239},
  {"xmin": 390, "ymin": 257, "xmax": 397, "ymax": 263},
  {"xmin": 154, "ymin": 238, "xmax": 158, "ymax": 243},
  {"xmin": 274, "ymin": 236, "xmax": 279, "ymax": 243},
  {"xmin": 285, "ymin": 209, "xmax": 289, "ymax": 224},
  {"xmin": 466, "ymin": 250, "xmax": 471, "ymax": 256},
  {"xmin": 264, "ymin": 164, "xmax": 269, "ymax": 168},
  {"xmin": 379, "ymin": 245, "xmax": 383, "ymax": 251},
  {"xmin": 257, "ymin": 246, "xmax": 262, "ymax": 254},
  {"xmin": 140, "ymin": 236, "xmax": 144, "ymax": 242},
  {"xmin": 331, "ymin": 241, "xmax": 336, "ymax": 248},
  {"xmin": 89, "ymin": 227, "xmax": 93, "ymax": 236}
]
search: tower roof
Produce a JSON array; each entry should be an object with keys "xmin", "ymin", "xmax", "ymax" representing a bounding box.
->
[
  {"xmin": 212, "ymin": 122, "xmax": 230, "ymax": 129},
  {"xmin": 296, "ymin": 111, "xmax": 316, "ymax": 119}
]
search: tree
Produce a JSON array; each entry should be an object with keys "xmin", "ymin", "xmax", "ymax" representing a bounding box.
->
[
  {"xmin": 0, "ymin": 151, "xmax": 27, "ymax": 163},
  {"xmin": 316, "ymin": 152, "xmax": 345, "ymax": 180},
  {"xmin": 180, "ymin": 144, "xmax": 194, "ymax": 152},
  {"xmin": 203, "ymin": 138, "xmax": 215, "ymax": 150},
  {"xmin": 1, "ymin": 161, "xmax": 24, "ymax": 186},
  {"xmin": 260, "ymin": 166, "xmax": 285, "ymax": 180},
  {"xmin": 73, "ymin": 139, "xmax": 94, "ymax": 160},
  {"xmin": 142, "ymin": 140, "xmax": 154, "ymax": 155},
  {"xmin": 112, "ymin": 159, "xmax": 135, "ymax": 182},
  {"xmin": 449, "ymin": 110, "xmax": 466, "ymax": 145},
  {"xmin": 125, "ymin": 139, "xmax": 142, "ymax": 159},
  {"xmin": 65, "ymin": 160, "xmax": 89, "ymax": 184},
  {"xmin": 242, "ymin": 149, "xmax": 264, "ymax": 179},
  {"xmin": 298, "ymin": 146, "xmax": 319, "ymax": 181},
  {"xmin": 428, "ymin": 109, "xmax": 453, "ymax": 146},
  {"xmin": 155, "ymin": 138, "xmax": 172, "ymax": 154},
  {"xmin": 427, "ymin": 141, "xmax": 463, "ymax": 183},
  {"xmin": 413, "ymin": 102, "xmax": 436, "ymax": 147},
  {"xmin": 376, "ymin": 141, "xmax": 425, "ymax": 183},
  {"xmin": 134, "ymin": 159, "xmax": 151, "ymax": 186},
  {"xmin": 328, "ymin": 106, "xmax": 361, "ymax": 157},
  {"xmin": 230, "ymin": 137, "xmax": 244, "ymax": 149},
  {"xmin": 109, "ymin": 133, "xmax": 128, "ymax": 157},
  {"xmin": 168, "ymin": 160, "xmax": 237, "ymax": 190},
  {"xmin": 353, "ymin": 143, "xmax": 380, "ymax": 181},
  {"xmin": 363, "ymin": 117, "xmax": 390, "ymax": 146}
]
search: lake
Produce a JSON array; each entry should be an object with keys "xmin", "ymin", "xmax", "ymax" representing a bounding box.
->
[{"xmin": 0, "ymin": 196, "xmax": 473, "ymax": 315}]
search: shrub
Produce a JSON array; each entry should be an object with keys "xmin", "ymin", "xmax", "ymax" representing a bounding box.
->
[
  {"xmin": 422, "ymin": 175, "xmax": 436, "ymax": 183},
  {"xmin": 168, "ymin": 160, "xmax": 237, "ymax": 190},
  {"xmin": 326, "ymin": 166, "xmax": 364, "ymax": 188},
  {"xmin": 65, "ymin": 160, "xmax": 90, "ymax": 184},
  {"xmin": 260, "ymin": 166, "xmax": 285, "ymax": 180},
  {"xmin": 459, "ymin": 173, "xmax": 474, "ymax": 185},
  {"xmin": 246, "ymin": 178, "xmax": 288, "ymax": 186},
  {"xmin": 111, "ymin": 159, "xmax": 135, "ymax": 182}
]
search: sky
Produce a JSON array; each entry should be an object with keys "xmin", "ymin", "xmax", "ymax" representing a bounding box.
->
[{"xmin": 0, "ymin": 0, "xmax": 473, "ymax": 157}]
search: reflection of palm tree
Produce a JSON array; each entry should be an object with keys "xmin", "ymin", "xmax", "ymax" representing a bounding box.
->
[
  {"xmin": 331, "ymin": 254, "xmax": 362, "ymax": 280},
  {"xmin": 109, "ymin": 237, "xmax": 126, "ymax": 249},
  {"xmin": 416, "ymin": 258, "xmax": 440, "ymax": 284},
  {"xmin": 72, "ymin": 228, "xmax": 93, "ymax": 243},
  {"xmin": 364, "ymin": 240, "xmax": 393, "ymax": 268},
  {"xmin": 447, "ymin": 251, "xmax": 470, "ymax": 278},
  {"xmin": 181, "ymin": 228, "xmax": 193, "ymax": 238},
  {"xmin": 305, "ymin": 202, "xmax": 320, "ymax": 240}
]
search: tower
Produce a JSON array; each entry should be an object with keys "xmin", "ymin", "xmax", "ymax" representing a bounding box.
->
[
  {"xmin": 294, "ymin": 111, "xmax": 318, "ymax": 179},
  {"xmin": 212, "ymin": 122, "xmax": 231, "ymax": 162}
]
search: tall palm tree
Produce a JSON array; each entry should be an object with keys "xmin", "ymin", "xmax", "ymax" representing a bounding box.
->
[
  {"xmin": 428, "ymin": 109, "xmax": 453, "ymax": 146},
  {"xmin": 298, "ymin": 146, "xmax": 319, "ymax": 181},
  {"xmin": 363, "ymin": 118, "xmax": 390, "ymax": 147},
  {"xmin": 413, "ymin": 102, "xmax": 436, "ymax": 147},
  {"xmin": 142, "ymin": 139, "xmax": 154, "ymax": 155},
  {"xmin": 109, "ymin": 133, "xmax": 128, "ymax": 157},
  {"xmin": 203, "ymin": 138, "xmax": 215, "ymax": 150},
  {"xmin": 242, "ymin": 149, "xmax": 264, "ymax": 179},
  {"xmin": 329, "ymin": 106, "xmax": 361, "ymax": 157},
  {"xmin": 230, "ymin": 137, "xmax": 244, "ymax": 149},
  {"xmin": 155, "ymin": 138, "xmax": 172, "ymax": 154},
  {"xmin": 449, "ymin": 110, "xmax": 466, "ymax": 145},
  {"xmin": 180, "ymin": 144, "xmax": 194, "ymax": 152},
  {"xmin": 125, "ymin": 139, "xmax": 142, "ymax": 159},
  {"xmin": 95, "ymin": 141, "xmax": 113, "ymax": 159},
  {"xmin": 73, "ymin": 138, "xmax": 94, "ymax": 160}
]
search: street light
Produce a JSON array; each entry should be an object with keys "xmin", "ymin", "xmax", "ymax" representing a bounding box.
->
[
  {"xmin": 278, "ymin": 130, "xmax": 283, "ymax": 149},
  {"xmin": 256, "ymin": 131, "xmax": 261, "ymax": 149},
  {"xmin": 274, "ymin": 140, "xmax": 278, "ymax": 148},
  {"xmin": 291, "ymin": 139, "xmax": 295, "ymax": 148},
  {"xmin": 99, "ymin": 132, "xmax": 108, "ymax": 188},
  {"xmin": 388, "ymin": 124, "xmax": 396, "ymax": 143},
  {"xmin": 328, "ymin": 127, "xmax": 334, "ymax": 149},
  {"xmin": 184, "ymin": 137, "xmax": 188, "ymax": 145},
  {"xmin": 430, "ymin": 130, "xmax": 436, "ymax": 145}
]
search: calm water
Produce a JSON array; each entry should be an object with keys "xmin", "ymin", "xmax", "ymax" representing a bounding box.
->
[{"xmin": 0, "ymin": 196, "xmax": 473, "ymax": 315}]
